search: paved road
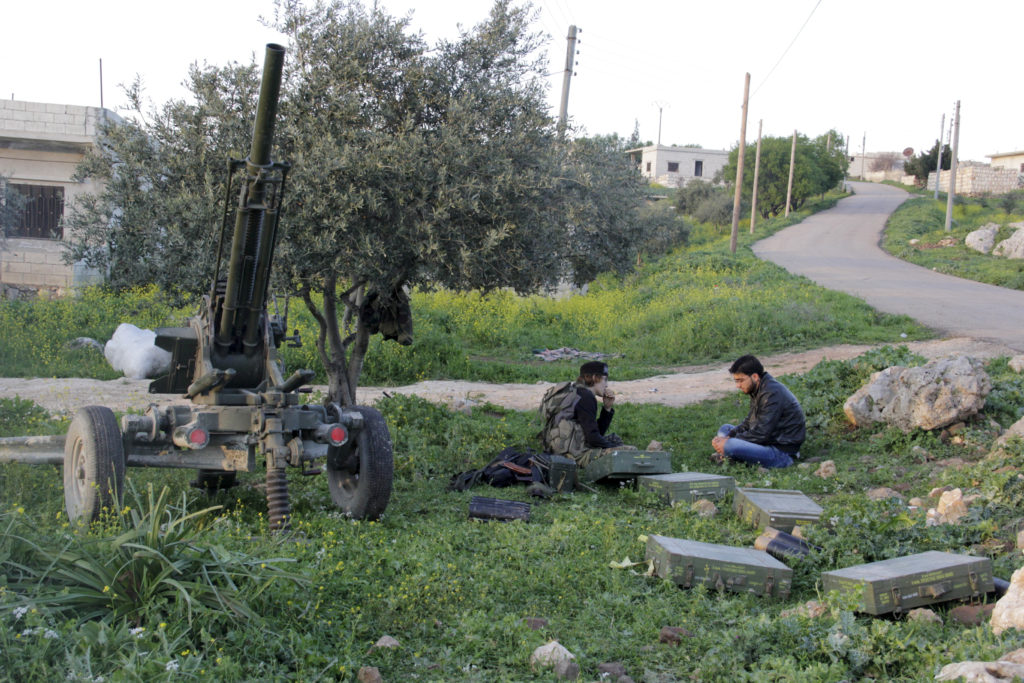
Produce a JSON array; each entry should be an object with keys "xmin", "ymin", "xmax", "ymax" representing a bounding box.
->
[{"xmin": 753, "ymin": 181, "xmax": 1024, "ymax": 353}]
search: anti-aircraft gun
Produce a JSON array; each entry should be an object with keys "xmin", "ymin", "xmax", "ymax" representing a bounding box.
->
[{"xmin": 62, "ymin": 44, "xmax": 393, "ymax": 529}]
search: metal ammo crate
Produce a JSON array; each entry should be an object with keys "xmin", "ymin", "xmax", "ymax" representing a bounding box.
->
[
  {"xmin": 732, "ymin": 487, "xmax": 823, "ymax": 532},
  {"xmin": 646, "ymin": 534, "xmax": 792, "ymax": 600},
  {"xmin": 638, "ymin": 472, "xmax": 735, "ymax": 504},
  {"xmin": 581, "ymin": 450, "xmax": 671, "ymax": 484},
  {"xmin": 821, "ymin": 550, "xmax": 994, "ymax": 615}
]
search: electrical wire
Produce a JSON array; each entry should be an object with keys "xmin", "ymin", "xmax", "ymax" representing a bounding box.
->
[{"xmin": 751, "ymin": 0, "xmax": 822, "ymax": 97}]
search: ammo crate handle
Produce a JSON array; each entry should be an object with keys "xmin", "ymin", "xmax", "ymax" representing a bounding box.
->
[{"xmin": 921, "ymin": 582, "xmax": 951, "ymax": 599}]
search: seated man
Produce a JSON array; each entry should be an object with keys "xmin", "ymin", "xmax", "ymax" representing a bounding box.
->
[
  {"xmin": 711, "ymin": 354, "xmax": 805, "ymax": 468},
  {"xmin": 540, "ymin": 360, "xmax": 623, "ymax": 467}
]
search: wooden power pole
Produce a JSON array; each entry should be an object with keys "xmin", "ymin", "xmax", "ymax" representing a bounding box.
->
[
  {"xmin": 730, "ymin": 73, "xmax": 750, "ymax": 254},
  {"xmin": 784, "ymin": 129, "xmax": 796, "ymax": 217},
  {"xmin": 557, "ymin": 26, "xmax": 579, "ymax": 136},
  {"xmin": 750, "ymin": 119, "xmax": 763, "ymax": 234}
]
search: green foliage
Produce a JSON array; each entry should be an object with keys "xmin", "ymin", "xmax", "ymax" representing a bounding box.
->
[
  {"xmin": 0, "ymin": 397, "xmax": 67, "ymax": 437},
  {"xmin": 2, "ymin": 483, "xmax": 306, "ymax": 627},
  {"xmin": 903, "ymin": 140, "xmax": 952, "ymax": 184},
  {"xmin": 0, "ymin": 194, "xmax": 925, "ymax": 385},
  {"xmin": 0, "ymin": 285, "xmax": 179, "ymax": 378},
  {"xmin": 722, "ymin": 130, "xmax": 848, "ymax": 218},
  {"xmin": 883, "ymin": 196, "xmax": 1024, "ymax": 290},
  {"xmin": 633, "ymin": 199, "xmax": 691, "ymax": 260}
]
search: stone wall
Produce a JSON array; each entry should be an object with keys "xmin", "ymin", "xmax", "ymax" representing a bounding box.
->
[{"xmin": 927, "ymin": 163, "xmax": 1021, "ymax": 196}]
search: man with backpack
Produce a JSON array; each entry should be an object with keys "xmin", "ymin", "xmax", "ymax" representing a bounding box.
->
[{"xmin": 539, "ymin": 361, "xmax": 624, "ymax": 467}]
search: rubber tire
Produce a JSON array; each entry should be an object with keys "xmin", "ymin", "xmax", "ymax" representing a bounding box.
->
[
  {"xmin": 193, "ymin": 469, "xmax": 238, "ymax": 491},
  {"xmin": 63, "ymin": 406, "xmax": 126, "ymax": 522},
  {"xmin": 326, "ymin": 406, "xmax": 393, "ymax": 520}
]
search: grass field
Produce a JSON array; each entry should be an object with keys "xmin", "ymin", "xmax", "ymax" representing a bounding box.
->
[
  {"xmin": 3, "ymin": 191, "xmax": 1024, "ymax": 680},
  {"xmin": 882, "ymin": 194, "xmax": 1024, "ymax": 291},
  {"xmin": 2, "ymin": 349, "xmax": 1024, "ymax": 680}
]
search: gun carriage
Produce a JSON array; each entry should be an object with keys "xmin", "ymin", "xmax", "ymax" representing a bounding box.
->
[{"xmin": 62, "ymin": 44, "xmax": 393, "ymax": 529}]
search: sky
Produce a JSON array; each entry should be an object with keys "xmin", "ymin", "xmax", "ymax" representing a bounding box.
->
[{"xmin": 4, "ymin": 0, "xmax": 1022, "ymax": 162}]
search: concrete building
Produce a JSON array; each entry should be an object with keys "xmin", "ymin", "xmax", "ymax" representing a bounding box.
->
[
  {"xmin": 1, "ymin": 99, "xmax": 115, "ymax": 296},
  {"xmin": 626, "ymin": 144, "xmax": 729, "ymax": 187},
  {"xmin": 987, "ymin": 150, "xmax": 1024, "ymax": 173}
]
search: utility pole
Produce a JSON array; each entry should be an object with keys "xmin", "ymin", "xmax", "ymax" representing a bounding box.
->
[
  {"xmin": 729, "ymin": 73, "xmax": 750, "ymax": 254},
  {"xmin": 860, "ymin": 132, "xmax": 866, "ymax": 179},
  {"xmin": 843, "ymin": 135, "xmax": 849, "ymax": 190},
  {"xmin": 933, "ymin": 112, "xmax": 945, "ymax": 200},
  {"xmin": 99, "ymin": 58, "xmax": 104, "ymax": 109},
  {"xmin": 750, "ymin": 119, "xmax": 763, "ymax": 234},
  {"xmin": 557, "ymin": 25, "xmax": 579, "ymax": 136},
  {"xmin": 944, "ymin": 100, "xmax": 961, "ymax": 232},
  {"xmin": 784, "ymin": 129, "xmax": 796, "ymax": 217}
]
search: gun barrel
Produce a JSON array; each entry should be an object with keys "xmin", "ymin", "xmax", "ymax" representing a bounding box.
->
[{"xmin": 216, "ymin": 44, "xmax": 286, "ymax": 350}]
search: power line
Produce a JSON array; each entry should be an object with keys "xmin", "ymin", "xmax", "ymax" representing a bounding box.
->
[{"xmin": 752, "ymin": 0, "xmax": 822, "ymax": 97}]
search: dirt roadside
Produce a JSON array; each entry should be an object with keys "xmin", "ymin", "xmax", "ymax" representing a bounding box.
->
[{"xmin": 0, "ymin": 337, "xmax": 1015, "ymax": 417}]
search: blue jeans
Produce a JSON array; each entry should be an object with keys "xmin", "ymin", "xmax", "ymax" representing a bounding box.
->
[{"xmin": 717, "ymin": 424, "xmax": 795, "ymax": 468}]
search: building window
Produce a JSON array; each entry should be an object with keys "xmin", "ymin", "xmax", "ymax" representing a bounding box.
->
[
  {"xmin": 694, "ymin": 160, "xmax": 703, "ymax": 177},
  {"xmin": 6, "ymin": 184, "xmax": 64, "ymax": 239},
  {"xmin": 1020, "ymin": 163, "xmax": 1024, "ymax": 172},
  {"xmin": 667, "ymin": 162, "xmax": 679, "ymax": 173},
  {"xmin": 646, "ymin": 161, "xmax": 651, "ymax": 172}
]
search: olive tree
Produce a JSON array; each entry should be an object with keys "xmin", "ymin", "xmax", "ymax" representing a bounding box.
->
[
  {"xmin": 721, "ymin": 130, "xmax": 847, "ymax": 218},
  {"xmin": 65, "ymin": 0, "xmax": 648, "ymax": 404}
]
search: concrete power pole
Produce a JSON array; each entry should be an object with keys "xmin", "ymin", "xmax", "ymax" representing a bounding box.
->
[
  {"xmin": 860, "ymin": 133, "xmax": 866, "ymax": 179},
  {"xmin": 933, "ymin": 112, "xmax": 945, "ymax": 200},
  {"xmin": 729, "ymin": 73, "xmax": 750, "ymax": 254},
  {"xmin": 784, "ymin": 129, "xmax": 796, "ymax": 217},
  {"xmin": 750, "ymin": 119, "xmax": 763, "ymax": 234},
  {"xmin": 557, "ymin": 25, "xmax": 579, "ymax": 136},
  {"xmin": 944, "ymin": 100, "xmax": 961, "ymax": 232}
]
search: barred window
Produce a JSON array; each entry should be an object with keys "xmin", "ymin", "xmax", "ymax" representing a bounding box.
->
[
  {"xmin": 667, "ymin": 162, "xmax": 679, "ymax": 172},
  {"xmin": 6, "ymin": 184, "xmax": 64, "ymax": 239}
]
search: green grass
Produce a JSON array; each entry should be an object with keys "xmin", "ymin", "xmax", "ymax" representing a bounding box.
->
[
  {"xmin": 3, "ymin": 349, "xmax": 1024, "ymax": 680},
  {"xmin": 883, "ymin": 195, "xmax": 1024, "ymax": 290},
  {"xmin": 0, "ymin": 191, "xmax": 929, "ymax": 385}
]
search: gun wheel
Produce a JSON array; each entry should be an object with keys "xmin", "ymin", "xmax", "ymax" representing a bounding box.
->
[
  {"xmin": 63, "ymin": 406, "xmax": 125, "ymax": 523},
  {"xmin": 326, "ymin": 406, "xmax": 393, "ymax": 520}
]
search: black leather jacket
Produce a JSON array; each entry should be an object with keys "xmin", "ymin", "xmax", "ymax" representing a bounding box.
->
[{"xmin": 729, "ymin": 373, "xmax": 805, "ymax": 453}]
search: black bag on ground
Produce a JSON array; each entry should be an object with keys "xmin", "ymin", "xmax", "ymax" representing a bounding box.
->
[{"xmin": 448, "ymin": 447, "xmax": 545, "ymax": 492}]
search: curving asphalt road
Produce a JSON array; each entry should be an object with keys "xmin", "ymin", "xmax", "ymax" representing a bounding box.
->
[{"xmin": 753, "ymin": 181, "xmax": 1024, "ymax": 353}]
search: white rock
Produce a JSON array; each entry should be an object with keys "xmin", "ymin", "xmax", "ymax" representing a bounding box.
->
[
  {"xmin": 994, "ymin": 226, "xmax": 1024, "ymax": 259},
  {"xmin": 936, "ymin": 488, "xmax": 968, "ymax": 524},
  {"xmin": 843, "ymin": 356, "xmax": 991, "ymax": 432},
  {"xmin": 935, "ymin": 660, "xmax": 1024, "ymax": 681},
  {"xmin": 992, "ymin": 566, "xmax": 1024, "ymax": 636},
  {"xmin": 1009, "ymin": 356, "xmax": 1024, "ymax": 373},
  {"xmin": 530, "ymin": 640, "xmax": 576, "ymax": 675},
  {"xmin": 965, "ymin": 223, "xmax": 1000, "ymax": 254}
]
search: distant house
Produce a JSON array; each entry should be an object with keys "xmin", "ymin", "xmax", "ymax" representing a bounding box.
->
[
  {"xmin": 626, "ymin": 144, "xmax": 729, "ymax": 188},
  {"xmin": 0, "ymin": 99, "xmax": 115, "ymax": 297},
  {"xmin": 987, "ymin": 150, "xmax": 1024, "ymax": 173}
]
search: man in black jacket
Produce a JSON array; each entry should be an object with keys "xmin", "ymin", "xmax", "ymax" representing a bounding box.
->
[{"xmin": 711, "ymin": 355, "xmax": 805, "ymax": 468}]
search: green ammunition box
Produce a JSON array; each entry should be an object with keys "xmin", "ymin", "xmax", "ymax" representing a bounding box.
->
[
  {"xmin": 732, "ymin": 487, "xmax": 823, "ymax": 532},
  {"xmin": 638, "ymin": 472, "xmax": 735, "ymax": 504},
  {"xmin": 646, "ymin": 534, "xmax": 792, "ymax": 600},
  {"xmin": 821, "ymin": 551, "xmax": 994, "ymax": 615},
  {"xmin": 581, "ymin": 450, "xmax": 671, "ymax": 484},
  {"xmin": 546, "ymin": 455, "xmax": 577, "ymax": 492}
]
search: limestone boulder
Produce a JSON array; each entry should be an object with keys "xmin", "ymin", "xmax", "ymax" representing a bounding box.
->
[
  {"xmin": 993, "ymin": 224, "xmax": 1024, "ymax": 259},
  {"xmin": 991, "ymin": 566, "xmax": 1024, "ymax": 635},
  {"xmin": 1009, "ymin": 355, "xmax": 1024, "ymax": 373},
  {"xmin": 988, "ymin": 415, "xmax": 1024, "ymax": 459},
  {"xmin": 936, "ymin": 660, "xmax": 1024, "ymax": 682},
  {"xmin": 965, "ymin": 223, "xmax": 1000, "ymax": 254},
  {"xmin": 843, "ymin": 356, "xmax": 991, "ymax": 432}
]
